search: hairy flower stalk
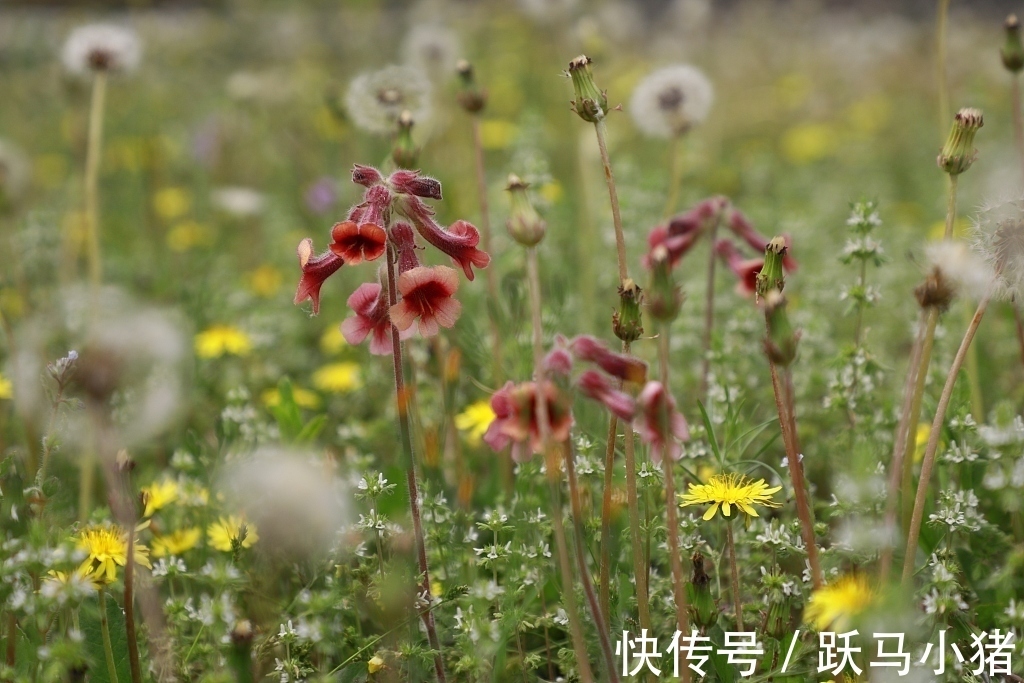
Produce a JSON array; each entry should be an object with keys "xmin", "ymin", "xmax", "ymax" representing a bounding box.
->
[
  {"xmin": 568, "ymin": 54, "xmax": 653, "ymax": 632},
  {"xmin": 756, "ymin": 238, "xmax": 823, "ymax": 589}
]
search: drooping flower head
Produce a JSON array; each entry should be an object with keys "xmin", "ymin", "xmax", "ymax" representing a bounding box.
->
[
  {"xmin": 629, "ymin": 64, "xmax": 714, "ymax": 138},
  {"xmin": 803, "ymin": 574, "xmax": 874, "ymax": 631},
  {"xmin": 679, "ymin": 473, "xmax": 782, "ymax": 521},
  {"xmin": 396, "ymin": 194, "xmax": 490, "ymax": 280},
  {"xmin": 726, "ymin": 208, "xmax": 797, "ymax": 272},
  {"xmin": 715, "ymin": 239, "xmax": 763, "ymax": 297},
  {"xmin": 633, "ymin": 381, "xmax": 689, "ymax": 463},
  {"xmin": 643, "ymin": 196, "xmax": 728, "ymax": 269},
  {"xmin": 483, "ymin": 380, "xmax": 574, "ymax": 462},
  {"xmin": 345, "ymin": 65, "xmax": 432, "ymax": 136},
  {"xmin": 294, "ymin": 238, "xmax": 343, "ymax": 315},
  {"xmin": 341, "ymin": 280, "xmax": 412, "ymax": 356},
  {"xmin": 61, "ymin": 23, "xmax": 142, "ymax": 76}
]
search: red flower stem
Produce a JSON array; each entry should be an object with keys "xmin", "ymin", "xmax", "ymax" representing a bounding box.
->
[
  {"xmin": 385, "ymin": 247, "xmax": 448, "ymax": 683},
  {"xmin": 598, "ymin": 413, "xmax": 617, "ymax": 627},
  {"xmin": 526, "ymin": 247, "xmax": 595, "ymax": 683},
  {"xmin": 903, "ymin": 285, "xmax": 993, "ymax": 585}
]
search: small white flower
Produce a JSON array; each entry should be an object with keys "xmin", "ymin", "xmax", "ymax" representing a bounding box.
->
[
  {"xmin": 61, "ymin": 23, "xmax": 142, "ymax": 76},
  {"xmin": 212, "ymin": 187, "xmax": 265, "ymax": 218},
  {"xmin": 629, "ymin": 65, "xmax": 714, "ymax": 138}
]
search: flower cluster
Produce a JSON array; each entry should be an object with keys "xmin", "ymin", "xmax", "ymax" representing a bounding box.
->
[{"xmin": 294, "ymin": 165, "xmax": 489, "ymax": 354}]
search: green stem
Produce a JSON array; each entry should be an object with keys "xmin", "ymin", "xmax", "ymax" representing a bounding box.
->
[
  {"xmin": 99, "ymin": 590, "xmax": 119, "ymax": 683},
  {"xmin": 903, "ymin": 285, "xmax": 993, "ymax": 584},
  {"xmin": 699, "ymin": 219, "xmax": 719, "ymax": 400},
  {"xmin": 85, "ymin": 70, "xmax": 107, "ymax": 294},
  {"xmin": 623, "ymin": 342, "xmax": 652, "ymax": 633},
  {"xmin": 662, "ymin": 134, "xmax": 684, "ymax": 219},
  {"xmin": 936, "ymin": 0, "xmax": 951, "ymax": 131},
  {"xmin": 724, "ymin": 522, "xmax": 744, "ymax": 631},
  {"xmin": 124, "ymin": 533, "xmax": 142, "ymax": 683},
  {"xmin": 593, "ymin": 120, "xmax": 627, "ymax": 284}
]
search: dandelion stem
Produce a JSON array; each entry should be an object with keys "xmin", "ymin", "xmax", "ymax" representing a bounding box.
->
[
  {"xmin": 903, "ymin": 283, "xmax": 994, "ymax": 584},
  {"xmin": 384, "ymin": 247, "xmax": 447, "ymax": 683},
  {"xmin": 598, "ymin": 413, "xmax": 617, "ymax": 625},
  {"xmin": 525, "ymin": 246, "xmax": 596, "ymax": 683},
  {"xmin": 85, "ymin": 70, "xmax": 107, "ymax": 292},
  {"xmin": 662, "ymin": 134, "xmax": 684, "ymax": 219},
  {"xmin": 99, "ymin": 590, "xmax": 119, "ymax": 683},
  {"xmin": 936, "ymin": 0, "xmax": 951, "ymax": 130},
  {"xmin": 724, "ymin": 522, "xmax": 744, "ymax": 631},
  {"xmin": 124, "ymin": 531, "xmax": 143, "ymax": 683},
  {"xmin": 593, "ymin": 120, "xmax": 628, "ymax": 284},
  {"xmin": 699, "ymin": 219, "xmax": 719, "ymax": 400}
]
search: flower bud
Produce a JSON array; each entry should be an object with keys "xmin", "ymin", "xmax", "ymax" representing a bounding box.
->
[
  {"xmin": 391, "ymin": 110, "xmax": 420, "ymax": 169},
  {"xmin": 646, "ymin": 245, "xmax": 683, "ymax": 321},
  {"xmin": 1002, "ymin": 15, "xmax": 1024, "ymax": 73},
  {"xmin": 764, "ymin": 594, "xmax": 792, "ymax": 639},
  {"xmin": 612, "ymin": 279, "xmax": 643, "ymax": 343},
  {"xmin": 914, "ymin": 266, "xmax": 956, "ymax": 311},
  {"xmin": 352, "ymin": 164, "xmax": 384, "ymax": 188},
  {"xmin": 755, "ymin": 236, "xmax": 788, "ymax": 299},
  {"xmin": 456, "ymin": 59, "xmax": 487, "ymax": 114},
  {"xmin": 505, "ymin": 174, "xmax": 547, "ymax": 246},
  {"xmin": 937, "ymin": 108, "xmax": 983, "ymax": 176},
  {"xmin": 568, "ymin": 55, "xmax": 608, "ymax": 124},
  {"xmin": 763, "ymin": 290, "xmax": 800, "ymax": 367},
  {"xmin": 687, "ymin": 551, "xmax": 719, "ymax": 631}
]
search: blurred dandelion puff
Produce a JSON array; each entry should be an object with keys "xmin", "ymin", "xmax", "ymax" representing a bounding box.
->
[
  {"xmin": 402, "ymin": 25, "xmax": 460, "ymax": 79},
  {"xmin": 972, "ymin": 198, "xmax": 1024, "ymax": 300},
  {"xmin": 629, "ymin": 64, "xmax": 714, "ymax": 138},
  {"xmin": 61, "ymin": 23, "xmax": 142, "ymax": 76},
  {"xmin": 345, "ymin": 65, "xmax": 432, "ymax": 136}
]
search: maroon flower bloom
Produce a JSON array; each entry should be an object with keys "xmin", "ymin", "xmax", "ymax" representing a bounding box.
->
[
  {"xmin": 643, "ymin": 196, "xmax": 728, "ymax": 269},
  {"xmin": 577, "ymin": 370, "xmax": 636, "ymax": 421},
  {"xmin": 351, "ymin": 164, "xmax": 384, "ymax": 188},
  {"xmin": 483, "ymin": 380, "xmax": 574, "ymax": 462},
  {"xmin": 341, "ymin": 281, "xmax": 412, "ymax": 355},
  {"xmin": 727, "ymin": 208, "xmax": 797, "ymax": 272},
  {"xmin": 389, "ymin": 265, "xmax": 462, "ymax": 337},
  {"xmin": 329, "ymin": 221, "xmax": 387, "ymax": 265},
  {"xmin": 544, "ymin": 347, "xmax": 574, "ymax": 377},
  {"xmin": 715, "ymin": 239, "xmax": 763, "ymax": 297},
  {"xmin": 633, "ymin": 381, "xmax": 689, "ymax": 463},
  {"xmin": 399, "ymin": 195, "xmax": 490, "ymax": 280},
  {"xmin": 294, "ymin": 238, "xmax": 343, "ymax": 315},
  {"xmin": 389, "ymin": 169, "xmax": 442, "ymax": 200},
  {"xmin": 569, "ymin": 335, "xmax": 648, "ymax": 384}
]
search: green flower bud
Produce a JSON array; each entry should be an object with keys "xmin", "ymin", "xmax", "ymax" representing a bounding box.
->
[
  {"xmin": 505, "ymin": 174, "xmax": 546, "ymax": 246},
  {"xmin": 456, "ymin": 59, "xmax": 487, "ymax": 114},
  {"xmin": 755, "ymin": 236, "xmax": 788, "ymax": 300},
  {"xmin": 687, "ymin": 551, "xmax": 719, "ymax": 631},
  {"xmin": 764, "ymin": 595, "xmax": 792, "ymax": 639},
  {"xmin": 568, "ymin": 55, "xmax": 608, "ymax": 124},
  {"xmin": 763, "ymin": 290, "xmax": 799, "ymax": 367},
  {"xmin": 646, "ymin": 245, "xmax": 683, "ymax": 321},
  {"xmin": 612, "ymin": 279, "xmax": 643, "ymax": 343},
  {"xmin": 937, "ymin": 108, "xmax": 983, "ymax": 176},
  {"xmin": 1002, "ymin": 15, "xmax": 1024, "ymax": 73},
  {"xmin": 391, "ymin": 110, "xmax": 420, "ymax": 169}
]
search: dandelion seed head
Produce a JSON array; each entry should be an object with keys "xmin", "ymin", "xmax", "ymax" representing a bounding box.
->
[
  {"xmin": 630, "ymin": 65, "xmax": 713, "ymax": 138},
  {"xmin": 345, "ymin": 65, "xmax": 432, "ymax": 136},
  {"xmin": 402, "ymin": 25, "xmax": 460, "ymax": 79},
  {"xmin": 924, "ymin": 240, "xmax": 992, "ymax": 303},
  {"xmin": 61, "ymin": 23, "xmax": 142, "ymax": 76},
  {"xmin": 972, "ymin": 197, "xmax": 1024, "ymax": 300}
]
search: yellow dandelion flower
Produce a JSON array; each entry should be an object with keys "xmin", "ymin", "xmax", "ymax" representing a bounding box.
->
[
  {"xmin": 195, "ymin": 325, "xmax": 253, "ymax": 359},
  {"xmin": 43, "ymin": 566, "xmax": 98, "ymax": 592},
  {"xmin": 430, "ymin": 581, "xmax": 443, "ymax": 598},
  {"xmin": 780, "ymin": 122, "xmax": 838, "ymax": 165},
  {"xmin": 678, "ymin": 473, "xmax": 782, "ymax": 521},
  {"xmin": 76, "ymin": 524, "xmax": 152, "ymax": 585},
  {"xmin": 153, "ymin": 187, "xmax": 191, "ymax": 221},
  {"xmin": 248, "ymin": 264, "xmax": 283, "ymax": 297},
  {"xmin": 167, "ymin": 220, "xmax": 214, "ymax": 252},
  {"xmin": 320, "ymin": 325, "xmax": 347, "ymax": 354},
  {"xmin": 455, "ymin": 400, "xmax": 495, "ymax": 446},
  {"xmin": 0, "ymin": 373, "xmax": 12, "ymax": 400},
  {"xmin": 479, "ymin": 120, "xmax": 517, "ymax": 150},
  {"xmin": 151, "ymin": 527, "xmax": 201, "ymax": 558},
  {"xmin": 312, "ymin": 362, "xmax": 363, "ymax": 393},
  {"xmin": 539, "ymin": 180, "xmax": 564, "ymax": 204},
  {"xmin": 141, "ymin": 479, "xmax": 179, "ymax": 518},
  {"xmin": 804, "ymin": 574, "xmax": 874, "ymax": 631},
  {"xmin": 207, "ymin": 515, "xmax": 259, "ymax": 552},
  {"xmin": 261, "ymin": 386, "xmax": 320, "ymax": 409},
  {"xmin": 368, "ymin": 655, "xmax": 385, "ymax": 674}
]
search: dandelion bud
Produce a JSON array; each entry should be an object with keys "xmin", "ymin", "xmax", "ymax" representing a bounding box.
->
[
  {"xmin": 567, "ymin": 55, "xmax": 608, "ymax": 124},
  {"xmin": 755, "ymin": 236, "xmax": 788, "ymax": 299},
  {"xmin": 937, "ymin": 108, "xmax": 983, "ymax": 176},
  {"xmin": 1002, "ymin": 15, "xmax": 1024, "ymax": 73},
  {"xmin": 391, "ymin": 110, "xmax": 420, "ymax": 169},
  {"xmin": 505, "ymin": 174, "xmax": 546, "ymax": 246},
  {"xmin": 764, "ymin": 594, "xmax": 792, "ymax": 639},
  {"xmin": 613, "ymin": 279, "xmax": 644, "ymax": 343},
  {"xmin": 455, "ymin": 59, "xmax": 487, "ymax": 114},
  {"xmin": 763, "ymin": 290, "xmax": 800, "ymax": 367},
  {"xmin": 687, "ymin": 551, "xmax": 719, "ymax": 631},
  {"xmin": 646, "ymin": 245, "xmax": 683, "ymax": 322}
]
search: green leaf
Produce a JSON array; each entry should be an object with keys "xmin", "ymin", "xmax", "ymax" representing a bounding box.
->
[
  {"xmin": 295, "ymin": 414, "xmax": 327, "ymax": 444},
  {"xmin": 697, "ymin": 401, "xmax": 723, "ymax": 466},
  {"xmin": 81, "ymin": 594, "xmax": 131, "ymax": 683}
]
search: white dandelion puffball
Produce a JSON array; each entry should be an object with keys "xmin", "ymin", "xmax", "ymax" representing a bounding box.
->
[
  {"xmin": 973, "ymin": 198, "xmax": 1024, "ymax": 301},
  {"xmin": 61, "ymin": 23, "xmax": 142, "ymax": 76},
  {"xmin": 212, "ymin": 186, "xmax": 265, "ymax": 217},
  {"xmin": 345, "ymin": 65, "xmax": 432, "ymax": 136},
  {"xmin": 402, "ymin": 24, "xmax": 461, "ymax": 78},
  {"xmin": 925, "ymin": 240, "xmax": 992, "ymax": 303},
  {"xmin": 629, "ymin": 64, "xmax": 714, "ymax": 138}
]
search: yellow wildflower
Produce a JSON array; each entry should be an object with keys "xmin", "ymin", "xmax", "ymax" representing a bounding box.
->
[
  {"xmin": 780, "ymin": 122, "xmax": 838, "ymax": 165},
  {"xmin": 320, "ymin": 325, "xmax": 347, "ymax": 354},
  {"xmin": 261, "ymin": 387, "xmax": 320, "ymax": 409},
  {"xmin": 76, "ymin": 524, "xmax": 152, "ymax": 585},
  {"xmin": 153, "ymin": 187, "xmax": 191, "ymax": 220},
  {"xmin": 248, "ymin": 264, "xmax": 283, "ymax": 297},
  {"xmin": 679, "ymin": 473, "xmax": 782, "ymax": 521},
  {"xmin": 43, "ymin": 567, "xmax": 98, "ymax": 593},
  {"xmin": 312, "ymin": 362, "xmax": 363, "ymax": 393},
  {"xmin": 455, "ymin": 400, "xmax": 495, "ymax": 446},
  {"xmin": 804, "ymin": 574, "xmax": 874, "ymax": 631},
  {"xmin": 914, "ymin": 423, "xmax": 930, "ymax": 463},
  {"xmin": 141, "ymin": 479, "xmax": 179, "ymax": 517},
  {"xmin": 166, "ymin": 220, "xmax": 214, "ymax": 252},
  {"xmin": 151, "ymin": 528, "xmax": 201, "ymax": 557},
  {"xmin": 0, "ymin": 373, "xmax": 12, "ymax": 400},
  {"xmin": 195, "ymin": 325, "xmax": 253, "ymax": 359},
  {"xmin": 539, "ymin": 180, "xmax": 564, "ymax": 204},
  {"xmin": 207, "ymin": 515, "xmax": 259, "ymax": 552},
  {"xmin": 479, "ymin": 119, "xmax": 517, "ymax": 150},
  {"xmin": 368, "ymin": 655, "xmax": 385, "ymax": 674}
]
